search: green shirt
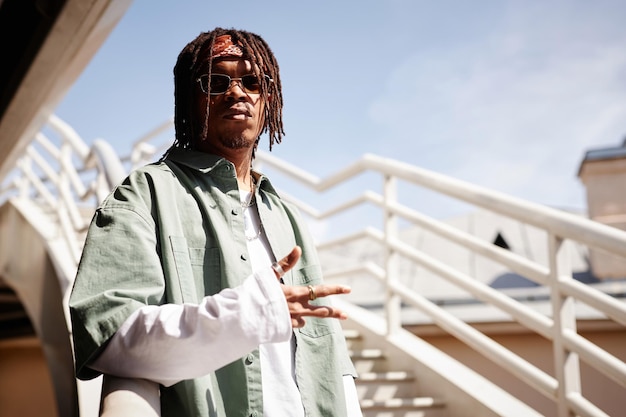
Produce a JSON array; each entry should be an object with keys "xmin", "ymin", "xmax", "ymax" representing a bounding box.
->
[{"xmin": 69, "ymin": 148, "xmax": 356, "ymax": 416}]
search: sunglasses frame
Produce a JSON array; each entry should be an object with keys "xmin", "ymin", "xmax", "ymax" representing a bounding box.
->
[{"xmin": 196, "ymin": 73, "xmax": 272, "ymax": 95}]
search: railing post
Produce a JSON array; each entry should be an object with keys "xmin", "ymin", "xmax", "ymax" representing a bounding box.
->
[
  {"xmin": 17, "ymin": 157, "xmax": 32, "ymax": 199},
  {"xmin": 384, "ymin": 174, "xmax": 401, "ymax": 336},
  {"xmin": 548, "ymin": 233, "xmax": 581, "ymax": 417}
]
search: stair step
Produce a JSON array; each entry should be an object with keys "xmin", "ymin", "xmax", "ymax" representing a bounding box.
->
[
  {"xmin": 348, "ymin": 349, "xmax": 385, "ymax": 360},
  {"xmin": 349, "ymin": 348, "xmax": 387, "ymax": 373},
  {"xmin": 343, "ymin": 329, "xmax": 447, "ymax": 416},
  {"xmin": 357, "ymin": 371, "xmax": 415, "ymax": 383},
  {"xmin": 343, "ymin": 329, "xmax": 367, "ymax": 351},
  {"xmin": 343, "ymin": 329, "xmax": 362, "ymax": 340},
  {"xmin": 360, "ymin": 397, "xmax": 446, "ymax": 410}
]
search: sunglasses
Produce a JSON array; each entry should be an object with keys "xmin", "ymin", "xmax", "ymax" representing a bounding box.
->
[{"xmin": 196, "ymin": 73, "xmax": 272, "ymax": 95}]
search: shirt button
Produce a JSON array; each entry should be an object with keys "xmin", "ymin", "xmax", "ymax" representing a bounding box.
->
[
  {"xmin": 231, "ymin": 208, "xmax": 238, "ymax": 215},
  {"xmin": 250, "ymin": 412, "xmax": 258, "ymax": 417},
  {"xmin": 241, "ymin": 254, "xmax": 247, "ymax": 261},
  {"xmin": 245, "ymin": 354, "xmax": 254, "ymax": 364}
]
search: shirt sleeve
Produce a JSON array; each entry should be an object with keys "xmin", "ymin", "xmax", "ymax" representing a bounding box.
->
[{"xmin": 90, "ymin": 266, "xmax": 292, "ymax": 387}]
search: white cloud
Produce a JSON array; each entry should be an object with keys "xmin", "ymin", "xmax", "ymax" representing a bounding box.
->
[{"xmin": 368, "ymin": 4, "xmax": 626, "ymax": 214}]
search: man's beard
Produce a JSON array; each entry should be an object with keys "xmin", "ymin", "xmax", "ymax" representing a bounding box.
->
[{"xmin": 219, "ymin": 135, "xmax": 255, "ymax": 149}]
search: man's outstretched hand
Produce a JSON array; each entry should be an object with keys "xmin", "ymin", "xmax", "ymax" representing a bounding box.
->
[{"xmin": 274, "ymin": 246, "xmax": 351, "ymax": 328}]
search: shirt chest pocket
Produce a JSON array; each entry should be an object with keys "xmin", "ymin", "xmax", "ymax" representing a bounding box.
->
[
  {"xmin": 170, "ymin": 236, "xmax": 221, "ymax": 303},
  {"xmin": 291, "ymin": 265, "xmax": 334, "ymax": 338}
]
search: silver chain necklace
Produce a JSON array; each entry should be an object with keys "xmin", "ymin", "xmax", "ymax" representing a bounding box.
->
[
  {"xmin": 245, "ymin": 222, "xmax": 263, "ymax": 241},
  {"xmin": 242, "ymin": 178, "xmax": 262, "ymax": 241},
  {"xmin": 241, "ymin": 179, "xmax": 256, "ymax": 208}
]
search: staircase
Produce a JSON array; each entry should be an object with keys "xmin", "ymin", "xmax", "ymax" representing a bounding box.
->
[
  {"xmin": 1, "ymin": 114, "xmax": 625, "ymax": 417},
  {"xmin": 346, "ymin": 327, "xmax": 447, "ymax": 417},
  {"xmin": 337, "ymin": 298, "xmax": 547, "ymax": 417}
]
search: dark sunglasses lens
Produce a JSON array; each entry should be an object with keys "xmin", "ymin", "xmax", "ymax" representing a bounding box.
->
[
  {"xmin": 210, "ymin": 74, "xmax": 231, "ymax": 93},
  {"xmin": 241, "ymin": 75, "xmax": 262, "ymax": 93}
]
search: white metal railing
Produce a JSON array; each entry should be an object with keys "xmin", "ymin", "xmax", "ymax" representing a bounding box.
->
[
  {"xmin": 256, "ymin": 148, "xmax": 626, "ymax": 417},
  {"xmin": 0, "ymin": 115, "xmax": 170, "ymax": 263},
  {"xmin": 1, "ymin": 114, "xmax": 625, "ymax": 417}
]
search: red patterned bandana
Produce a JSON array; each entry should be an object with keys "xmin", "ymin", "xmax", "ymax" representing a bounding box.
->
[{"xmin": 211, "ymin": 34, "xmax": 244, "ymax": 59}]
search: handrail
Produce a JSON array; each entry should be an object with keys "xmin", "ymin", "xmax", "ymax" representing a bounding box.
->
[
  {"xmin": 257, "ymin": 152, "xmax": 626, "ymax": 258},
  {"xmin": 1, "ymin": 114, "xmax": 624, "ymax": 417}
]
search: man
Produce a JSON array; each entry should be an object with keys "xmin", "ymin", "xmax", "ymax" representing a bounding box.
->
[{"xmin": 69, "ymin": 28, "xmax": 362, "ymax": 416}]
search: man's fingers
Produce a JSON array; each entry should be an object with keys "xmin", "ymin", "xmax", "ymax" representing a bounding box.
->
[
  {"xmin": 292, "ymin": 317, "xmax": 306, "ymax": 328},
  {"xmin": 282, "ymin": 284, "xmax": 351, "ymax": 304},
  {"xmin": 285, "ymin": 246, "xmax": 302, "ymax": 265},
  {"xmin": 274, "ymin": 246, "xmax": 302, "ymax": 279},
  {"xmin": 281, "ymin": 282, "xmax": 352, "ymax": 325},
  {"xmin": 308, "ymin": 305, "xmax": 348, "ymax": 320},
  {"xmin": 291, "ymin": 305, "xmax": 348, "ymax": 320},
  {"xmin": 308, "ymin": 284, "xmax": 351, "ymax": 299}
]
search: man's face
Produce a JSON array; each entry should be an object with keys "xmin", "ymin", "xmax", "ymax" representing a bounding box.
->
[{"xmin": 193, "ymin": 58, "xmax": 266, "ymax": 154}]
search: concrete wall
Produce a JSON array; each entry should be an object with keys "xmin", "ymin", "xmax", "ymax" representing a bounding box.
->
[
  {"xmin": 0, "ymin": 338, "xmax": 58, "ymax": 417},
  {"xmin": 0, "ymin": 202, "xmax": 79, "ymax": 416},
  {"xmin": 408, "ymin": 321, "xmax": 626, "ymax": 417},
  {"xmin": 579, "ymin": 156, "xmax": 626, "ymax": 278}
]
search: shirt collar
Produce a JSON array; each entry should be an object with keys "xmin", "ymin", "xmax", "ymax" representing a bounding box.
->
[
  {"xmin": 166, "ymin": 147, "xmax": 227, "ymax": 173},
  {"xmin": 165, "ymin": 147, "xmax": 279, "ymax": 196}
]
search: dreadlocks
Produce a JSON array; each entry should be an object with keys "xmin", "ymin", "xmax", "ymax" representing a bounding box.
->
[{"xmin": 163, "ymin": 27, "xmax": 284, "ymax": 160}]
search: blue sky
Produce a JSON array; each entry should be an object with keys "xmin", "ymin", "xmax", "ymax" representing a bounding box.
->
[{"xmin": 54, "ymin": 0, "xmax": 626, "ymax": 232}]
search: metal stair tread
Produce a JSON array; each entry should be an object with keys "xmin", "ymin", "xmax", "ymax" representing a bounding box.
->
[
  {"xmin": 360, "ymin": 396, "xmax": 446, "ymax": 410},
  {"xmin": 348, "ymin": 348, "xmax": 385, "ymax": 359},
  {"xmin": 343, "ymin": 329, "xmax": 362, "ymax": 340},
  {"xmin": 356, "ymin": 371, "xmax": 415, "ymax": 383}
]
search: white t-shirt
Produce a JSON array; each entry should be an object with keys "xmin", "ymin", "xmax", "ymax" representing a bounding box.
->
[{"xmin": 242, "ymin": 189, "xmax": 305, "ymax": 416}]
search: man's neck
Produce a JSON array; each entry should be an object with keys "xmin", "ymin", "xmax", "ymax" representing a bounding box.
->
[{"xmin": 232, "ymin": 158, "xmax": 254, "ymax": 191}]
